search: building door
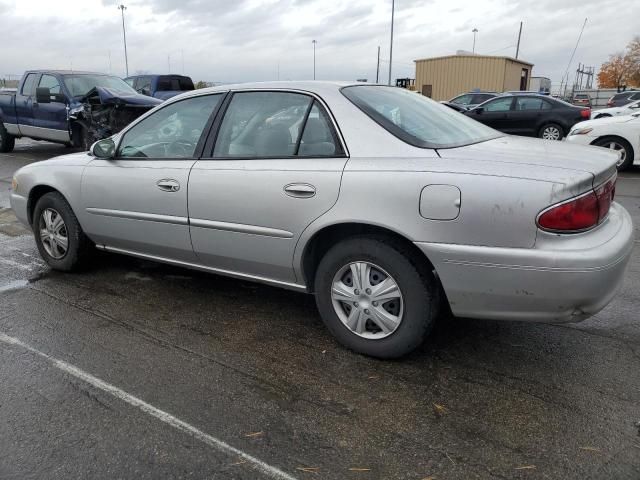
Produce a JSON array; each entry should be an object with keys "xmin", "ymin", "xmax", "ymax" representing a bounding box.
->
[
  {"xmin": 520, "ymin": 68, "xmax": 529, "ymax": 91},
  {"xmin": 421, "ymin": 85, "xmax": 432, "ymax": 98}
]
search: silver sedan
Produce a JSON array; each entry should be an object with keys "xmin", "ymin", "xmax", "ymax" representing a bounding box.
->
[{"xmin": 10, "ymin": 82, "xmax": 634, "ymax": 358}]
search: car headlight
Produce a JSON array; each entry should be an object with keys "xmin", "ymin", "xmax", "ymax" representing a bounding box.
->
[
  {"xmin": 569, "ymin": 127, "xmax": 593, "ymax": 136},
  {"xmin": 11, "ymin": 177, "xmax": 18, "ymax": 192}
]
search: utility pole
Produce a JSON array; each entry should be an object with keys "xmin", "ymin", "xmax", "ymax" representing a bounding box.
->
[
  {"xmin": 388, "ymin": 0, "xmax": 395, "ymax": 85},
  {"xmin": 108, "ymin": 50, "xmax": 112, "ymax": 74},
  {"xmin": 118, "ymin": 4, "xmax": 129, "ymax": 77},
  {"xmin": 515, "ymin": 21, "xmax": 522, "ymax": 59},
  {"xmin": 168, "ymin": 55, "xmax": 171, "ymax": 73},
  {"xmin": 376, "ymin": 46, "xmax": 381, "ymax": 83},
  {"xmin": 312, "ymin": 40, "xmax": 317, "ymax": 80},
  {"xmin": 181, "ymin": 49, "xmax": 184, "ymax": 74},
  {"xmin": 472, "ymin": 28, "xmax": 478, "ymax": 53}
]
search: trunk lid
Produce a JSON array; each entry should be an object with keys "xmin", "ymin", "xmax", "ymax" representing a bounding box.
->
[{"xmin": 437, "ymin": 135, "xmax": 618, "ymax": 187}]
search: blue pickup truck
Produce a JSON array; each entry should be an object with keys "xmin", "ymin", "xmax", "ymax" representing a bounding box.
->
[
  {"xmin": 124, "ymin": 74, "xmax": 195, "ymax": 101},
  {"xmin": 0, "ymin": 70, "xmax": 161, "ymax": 152}
]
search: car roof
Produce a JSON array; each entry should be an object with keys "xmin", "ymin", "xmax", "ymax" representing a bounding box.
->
[
  {"xmin": 176, "ymin": 81, "xmax": 370, "ymax": 99},
  {"xmin": 25, "ymin": 70, "xmax": 106, "ymax": 76}
]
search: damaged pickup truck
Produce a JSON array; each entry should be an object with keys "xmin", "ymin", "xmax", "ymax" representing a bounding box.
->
[{"xmin": 0, "ymin": 70, "xmax": 161, "ymax": 152}]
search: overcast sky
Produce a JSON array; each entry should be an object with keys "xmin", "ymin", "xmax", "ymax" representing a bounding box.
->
[{"xmin": 0, "ymin": 0, "xmax": 637, "ymax": 86}]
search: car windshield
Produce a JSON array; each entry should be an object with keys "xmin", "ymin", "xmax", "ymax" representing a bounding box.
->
[
  {"xmin": 342, "ymin": 85, "xmax": 502, "ymax": 149},
  {"xmin": 63, "ymin": 74, "xmax": 138, "ymax": 97}
]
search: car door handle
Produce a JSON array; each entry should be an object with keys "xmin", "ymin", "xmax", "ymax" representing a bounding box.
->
[
  {"xmin": 284, "ymin": 183, "xmax": 316, "ymax": 198},
  {"xmin": 156, "ymin": 179, "xmax": 180, "ymax": 192}
]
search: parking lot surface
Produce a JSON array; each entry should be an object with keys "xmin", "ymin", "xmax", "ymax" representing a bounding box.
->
[{"xmin": 1, "ymin": 139, "xmax": 639, "ymax": 480}]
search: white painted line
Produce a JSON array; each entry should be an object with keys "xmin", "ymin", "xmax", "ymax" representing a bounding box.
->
[{"xmin": 0, "ymin": 332, "xmax": 299, "ymax": 480}]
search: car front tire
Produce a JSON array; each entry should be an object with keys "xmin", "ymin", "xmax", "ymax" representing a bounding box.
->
[
  {"xmin": 314, "ymin": 236, "xmax": 438, "ymax": 359},
  {"xmin": 33, "ymin": 192, "xmax": 93, "ymax": 271}
]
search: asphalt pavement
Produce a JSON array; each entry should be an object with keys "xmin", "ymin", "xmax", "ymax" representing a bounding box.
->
[{"xmin": 1, "ymin": 139, "xmax": 639, "ymax": 480}]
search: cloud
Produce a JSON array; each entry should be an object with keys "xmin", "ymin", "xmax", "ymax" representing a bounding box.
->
[{"xmin": 0, "ymin": 0, "xmax": 637, "ymax": 87}]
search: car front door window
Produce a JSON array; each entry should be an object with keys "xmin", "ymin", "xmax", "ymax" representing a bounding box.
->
[{"xmin": 118, "ymin": 94, "xmax": 223, "ymax": 159}]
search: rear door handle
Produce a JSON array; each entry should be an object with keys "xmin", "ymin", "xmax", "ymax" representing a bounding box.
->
[
  {"xmin": 156, "ymin": 179, "xmax": 180, "ymax": 192},
  {"xmin": 284, "ymin": 183, "xmax": 316, "ymax": 198}
]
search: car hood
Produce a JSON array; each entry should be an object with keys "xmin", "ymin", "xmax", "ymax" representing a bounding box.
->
[
  {"xmin": 438, "ymin": 135, "xmax": 618, "ymax": 185},
  {"xmin": 78, "ymin": 86, "xmax": 162, "ymax": 106},
  {"xmin": 23, "ymin": 151, "xmax": 95, "ymax": 169},
  {"xmin": 576, "ymin": 114, "xmax": 640, "ymax": 129}
]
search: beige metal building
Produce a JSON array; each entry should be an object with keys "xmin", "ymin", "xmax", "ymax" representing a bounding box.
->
[{"xmin": 414, "ymin": 54, "xmax": 534, "ymax": 101}]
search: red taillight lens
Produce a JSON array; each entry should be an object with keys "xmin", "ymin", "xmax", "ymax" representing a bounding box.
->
[
  {"xmin": 607, "ymin": 99, "xmax": 614, "ymax": 107},
  {"xmin": 537, "ymin": 175, "xmax": 617, "ymax": 232},
  {"xmin": 580, "ymin": 108, "xmax": 591, "ymax": 118}
]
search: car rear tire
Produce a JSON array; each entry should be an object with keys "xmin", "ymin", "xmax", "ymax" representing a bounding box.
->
[
  {"xmin": 314, "ymin": 236, "xmax": 438, "ymax": 359},
  {"xmin": 33, "ymin": 192, "xmax": 93, "ymax": 271},
  {"xmin": 592, "ymin": 136, "xmax": 634, "ymax": 171},
  {"xmin": 539, "ymin": 123, "xmax": 564, "ymax": 141},
  {"xmin": 0, "ymin": 122, "xmax": 16, "ymax": 153}
]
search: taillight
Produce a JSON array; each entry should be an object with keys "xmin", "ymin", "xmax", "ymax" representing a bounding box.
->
[
  {"xmin": 537, "ymin": 174, "xmax": 617, "ymax": 232},
  {"xmin": 607, "ymin": 98, "xmax": 614, "ymax": 107},
  {"xmin": 580, "ymin": 108, "xmax": 590, "ymax": 119}
]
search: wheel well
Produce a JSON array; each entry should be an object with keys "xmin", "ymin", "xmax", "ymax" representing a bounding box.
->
[
  {"xmin": 27, "ymin": 185, "xmax": 58, "ymax": 225},
  {"xmin": 302, "ymin": 223, "xmax": 437, "ymax": 292},
  {"xmin": 590, "ymin": 135, "xmax": 635, "ymax": 161}
]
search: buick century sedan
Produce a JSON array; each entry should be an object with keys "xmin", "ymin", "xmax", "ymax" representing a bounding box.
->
[{"xmin": 10, "ymin": 82, "xmax": 634, "ymax": 358}]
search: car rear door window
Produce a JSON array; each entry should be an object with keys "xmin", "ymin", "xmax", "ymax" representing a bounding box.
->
[
  {"xmin": 298, "ymin": 102, "xmax": 339, "ymax": 156},
  {"xmin": 484, "ymin": 97, "xmax": 513, "ymax": 112},
  {"xmin": 515, "ymin": 97, "xmax": 550, "ymax": 110},
  {"xmin": 118, "ymin": 94, "xmax": 223, "ymax": 158},
  {"xmin": 213, "ymin": 92, "xmax": 311, "ymax": 157},
  {"xmin": 21, "ymin": 73, "xmax": 37, "ymax": 96}
]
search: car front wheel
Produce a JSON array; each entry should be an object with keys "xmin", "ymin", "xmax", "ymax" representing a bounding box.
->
[
  {"xmin": 33, "ymin": 192, "xmax": 93, "ymax": 271},
  {"xmin": 539, "ymin": 123, "xmax": 564, "ymax": 141},
  {"xmin": 314, "ymin": 236, "xmax": 438, "ymax": 358}
]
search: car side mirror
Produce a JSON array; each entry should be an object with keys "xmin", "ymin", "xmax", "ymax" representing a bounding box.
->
[
  {"xmin": 474, "ymin": 107, "xmax": 484, "ymax": 114},
  {"xmin": 91, "ymin": 138, "xmax": 116, "ymax": 159},
  {"xmin": 35, "ymin": 87, "xmax": 51, "ymax": 104}
]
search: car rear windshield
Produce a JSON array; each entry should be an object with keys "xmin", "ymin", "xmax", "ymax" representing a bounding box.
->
[
  {"xmin": 342, "ymin": 85, "xmax": 502, "ymax": 149},
  {"xmin": 64, "ymin": 74, "xmax": 137, "ymax": 97},
  {"xmin": 157, "ymin": 76, "xmax": 195, "ymax": 91}
]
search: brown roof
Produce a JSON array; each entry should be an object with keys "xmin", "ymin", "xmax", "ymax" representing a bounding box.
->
[{"xmin": 414, "ymin": 54, "xmax": 534, "ymax": 67}]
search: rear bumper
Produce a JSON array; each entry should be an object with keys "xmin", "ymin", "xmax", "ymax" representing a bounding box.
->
[{"xmin": 416, "ymin": 203, "xmax": 634, "ymax": 322}]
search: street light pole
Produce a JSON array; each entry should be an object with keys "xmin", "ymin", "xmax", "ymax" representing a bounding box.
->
[
  {"xmin": 388, "ymin": 0, "xmax": 395, "ymax": 85},
  {"xmin": 472, "ymin": 28, "xmax": 478, "ymax": 54},
  {"xmin": 118, "ymin": 4, "xmax": 129, "ymax": 77},
  {"xmin": 312, "ymin": 40, "xmax": 317, "ymax": 80}
]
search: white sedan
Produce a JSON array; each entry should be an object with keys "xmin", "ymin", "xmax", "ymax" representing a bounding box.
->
[
  {"xmin": 591, "ymin": 99, "xmax": 640, "ymax": 119},
  {"xmin": 566, "ymin": 113, "xmax": 639, "ymax": 170}
]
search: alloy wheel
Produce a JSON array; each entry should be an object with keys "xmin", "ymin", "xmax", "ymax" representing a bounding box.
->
[
  {"xmin": 542, "ymin": 126, "xmax": 561, "ymax": 140},
  {"xmin": 331, "ymin": 261, "xmax": 404, "ymax": 339},
  {"xmin": 39, "ymin": 208, "xmax": 69, "ymax": 259},
  {"xmin": 604, "ymin": 141, "xmax": 627, "ymax": 167}
]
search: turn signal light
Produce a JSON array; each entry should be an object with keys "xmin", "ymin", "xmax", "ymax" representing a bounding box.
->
[{"xmin": 537, "ymin": 175, "xmax": 616, "ymax": 232}]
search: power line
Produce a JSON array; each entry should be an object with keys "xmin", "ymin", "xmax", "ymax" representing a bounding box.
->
[{"xmin": 560, "ymin": 17, "xmax": 587, "ymax": 97}]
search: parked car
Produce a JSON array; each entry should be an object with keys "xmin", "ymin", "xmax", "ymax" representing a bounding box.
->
[
  {"xmin": 606, "ymin": 90, "xmax": 640, "ymax": 108},
  {"xmin": 0, "ymin": 70, "xmax": 161, "ymax": 152},
  {"xmin": 566, "ymin": 113, "xmax": 640, "ymax": 171},
  {"xmin": 572, "ymin": 93, "xmax": 592, "ymax": 107},
  {"xmin": 10, "ymin": 82, "xmax": 632, "ymax": 358},
  {"xmin": 124, "ymin": 74, "xmax": 195, "ymax": 100},
  {"xmin": 465, "ymin": 94, "xmax": 590, "ymax": 140},
  {"xmin": 592, "ymin": 99, "xmax": 640, "ymax": 119},
  {"xmin": 448, "ymin": 92, "xmax": 498, "ymax": 109}
]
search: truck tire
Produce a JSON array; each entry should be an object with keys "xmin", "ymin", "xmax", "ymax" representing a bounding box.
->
[{"xmin": 0, "ymin": 122, "xmax": 16, "ymax": 153}]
